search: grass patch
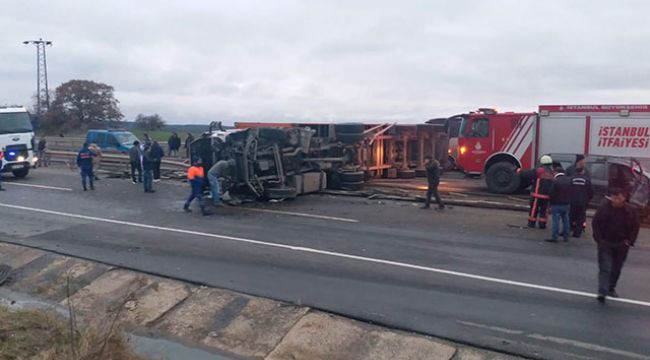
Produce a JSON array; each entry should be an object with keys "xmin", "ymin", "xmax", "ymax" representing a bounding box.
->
[{"xmin": 0, "ymin": 306, "xmax": 147, "ymax": 360}]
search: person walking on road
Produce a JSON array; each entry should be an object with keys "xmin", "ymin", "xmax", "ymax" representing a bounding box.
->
[
  {"xmin": 547, "ymin": 167, "xmax": 572, "ymax": 242},
  {"xmin": 207, "ymin": 159, "xmax": 235, "ymax": 206},
  {"xmin": 570, "ymin": 167, "xmax": 593, "ymax": 237},
  {"xmin": 592, "ymin": 187, "xmax": 640, "ymax": 303},
  {"xmin": 184, "ymin": 133, "xmax": 195, "ymax": 158},
  {"xmin": 142, "ymin": 143, "xmax": 155, "ymax": 193},
  {"xmin": 151, "ymin": 140, "xmax": 164, "ymax": 182},
  {"xmin": 184, "ymin": 157, "xmax": 209, "ymax": 215},
  {"xmin": 76, "ymin": 143, "xmax": 96, "ymax": 191},
  {"xmin": 129, "ymin": 140, "xmax": 143, "ymax": 184},
  {"xmin": 421, "ymin": 156, "xmax": 445, "ymax": 210},
  {"xmin": 528, "ymin": 155, "xmax": 554, "ymax": 229}
]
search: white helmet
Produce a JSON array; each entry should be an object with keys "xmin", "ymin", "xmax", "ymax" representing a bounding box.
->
[{"xmin": 540, "ymin": 155, "xmax": 553, "ymax": 165}]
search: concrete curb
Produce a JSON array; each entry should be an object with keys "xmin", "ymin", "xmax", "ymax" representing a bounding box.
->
[{"xmin": 0, "ymin": 242, "xmax": 523, "ymax": 360}]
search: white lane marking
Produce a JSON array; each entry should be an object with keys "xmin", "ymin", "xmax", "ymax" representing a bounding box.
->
[
  {"xmin": 3, "ymin": 182, "xmax": 73, "ymax": 191},
  {"xmin": 1, "ymin": 202, "xmax": 650, "ymax": 309},
  {"xmin": 456, "ymin": 320, "xmax": 524, "ymax": 335},
  {"xmin": 239, "ymin": 207, "xmax": 358, "ymax": 223},
  {"xmin": 527, "ymin": 334, "xmax": 650, "ymax": 360}
]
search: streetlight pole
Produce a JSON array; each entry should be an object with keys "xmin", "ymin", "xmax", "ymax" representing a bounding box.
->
[{"xmin": 23, "ymin": 38, "xmax": 53, "ymax": 117}]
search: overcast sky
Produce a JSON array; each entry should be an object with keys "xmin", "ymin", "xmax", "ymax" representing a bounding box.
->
[{"xmin": 2, "ymin": 1, "xmax": 650, "ymax": 125}]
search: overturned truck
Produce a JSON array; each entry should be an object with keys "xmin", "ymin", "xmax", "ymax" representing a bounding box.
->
[
  {"xmin": 191, "ymin": 122, "xmax": 369, "ymax": 201},
  {"xmin": 191, "ymin": 121, "xmax": 449, "ymax": 201}
]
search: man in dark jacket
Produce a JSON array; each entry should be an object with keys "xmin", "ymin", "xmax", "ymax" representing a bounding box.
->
[
  {"xmin": 570, "ymin": 167, "xmax": 593, "ymax": 237},
  {"xmin": 184, "ymin": 133, "xmax": 195, "ymax": 158},
  {"xmin": 592, "ymin": 188, "xmax": 640, "ymax": 303},
  {"xmin": 566, "ymin": 154, "xmax": 590, "ymax": 177},
  {"xmin": 76, "ymin": 143, "xmax": 96, "ymax": 191},
  {"xmin": 421, "ymin": 156, "xmax": 445, "ymax": 210},
  {"xmin": 151, "ymin": 141, "xmax": 164, "ymax": 181},
  {"xmin": 547, "ymin": 168, "xmax": 572, "ymax": 242},
  {"xmin": 142, "ymin": 144, "xmax": 155, "ymax": 193},
  {"xmin": 129, "ymin": 141, "xmax": 142, "ymax": 184}
]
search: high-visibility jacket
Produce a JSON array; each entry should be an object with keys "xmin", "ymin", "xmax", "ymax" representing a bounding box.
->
[{"xmin": 531, "ymin": 166, "xmax": 554, "ymax": 199}]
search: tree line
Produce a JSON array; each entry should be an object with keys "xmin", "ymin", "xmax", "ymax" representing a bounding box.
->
[{"xmin": 38, "ymin": 79, "xmax": 166, "ymax": 133}]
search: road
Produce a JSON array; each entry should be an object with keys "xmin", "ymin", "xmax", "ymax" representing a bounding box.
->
[{"xmin": 1, "ymin": 167, "xmax": 649, "ymax": 360}]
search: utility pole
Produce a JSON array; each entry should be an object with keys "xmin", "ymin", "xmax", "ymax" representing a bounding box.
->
[{"xmin": 23, "ymin": 38, "xmax": 53, "ymax": 117}]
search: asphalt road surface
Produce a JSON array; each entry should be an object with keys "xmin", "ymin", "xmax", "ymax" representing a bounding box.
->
[{"xmin": 1, "ymin": 167, "xmax": 649, "ymax": 360}]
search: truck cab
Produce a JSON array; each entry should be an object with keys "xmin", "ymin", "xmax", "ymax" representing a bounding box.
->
[
  {"xmin": 0, "ymin": 106, "xmax": 36, "ymax": 178},
  {"xmin": 85, "ymin": 130, "xmax": 139, "ymax": 153}
]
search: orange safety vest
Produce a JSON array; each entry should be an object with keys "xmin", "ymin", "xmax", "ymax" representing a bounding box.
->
[{"xmin": 187, "ymin": 165, "xmax": 205, "ymax": 181}]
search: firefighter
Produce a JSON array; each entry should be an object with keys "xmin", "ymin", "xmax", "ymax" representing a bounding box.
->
[
  {"xmin": 527, "ymin": 155, "xmax": 554, "ymax": 229},
  {"xmin": 183, "ymin": 157, "xmax": 210, "ymax": 216}
]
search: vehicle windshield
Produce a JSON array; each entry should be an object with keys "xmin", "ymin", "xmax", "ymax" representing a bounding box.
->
[
  {"xmin": 114, "ymin": 132, "xmax": 139, "ymax": 145},
  {"xmin": 458, "ymin": 117, "xmax": 469, "ymax": 138},
  {"xmin": 0, "ymin": 112, "xmax": 33, "ymax": 134}
]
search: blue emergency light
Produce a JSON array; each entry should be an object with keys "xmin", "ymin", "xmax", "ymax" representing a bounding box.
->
[{"xmin": 8, "ymin": 151, "xmax": 16, "ymax": 156}]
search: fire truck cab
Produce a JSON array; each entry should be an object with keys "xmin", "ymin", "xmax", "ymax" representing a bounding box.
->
[{"xmin": 456, "ymin": 109, "xmax": 536, "ymax": 193}]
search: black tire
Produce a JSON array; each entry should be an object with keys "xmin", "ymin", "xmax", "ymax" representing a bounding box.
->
[
  {"xmin": 341, "ymin": 181, "xmax": 364, "ymax": 191},
  {"xmin": 397, "ymin": 169, "xmax": 416, "ymax": 179},
  {"xmin": 336, "ymin": 133, "xmax": 364, "ymax": 144},
  {"xmin": 12, "ymin": 168, "xmax": 29, "ymax": 178},
  {"xmin": 340, "ymin": 171, "xmax": 364, "ymax": 183},
  {"xmin": 327, "ymin": 171, "xmax": 342, "ymax": 190},
  {"xmin": 485, "ymin": 161, "xmax": 520, "ymax": 194},
  {"xmin": 264, "ymin": 187, "xmax": 297, "ymax": 200},
  {"xmin": 445, "ymin": 156, "xmax": 457, "ymax": 171},
  {"xmin": 335, "ymin": 123, "xmax": 365, "ymax": 134}
]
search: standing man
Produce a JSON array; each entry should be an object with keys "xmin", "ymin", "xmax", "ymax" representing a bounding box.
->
[
  {"xmin": 570, "ymin": 167, "xmax": 593, "ymax": 237},
  {"xmin": 76, "ymin": 143, "xmax": 96, "ymax": 191},
  {"xmin": 151, "ymin": 140, "xmax": 165, "ymax": 182},
  {"xmin": 129, "ymin": 140, "xmax": 143, "ymax": 184},
  {"xmin": 421, "ymin": 156, "xmax": 445, "ymax": 210},
  {"xmin": 142, "ymin": 143, "xmax": 155, "ymax": 193},
  {"xmin": 184, "ymin": 133, "xmax": 195, "ymax": 158},
  {"xmin": 88, "ymin": 143, "xmax": 102, "ymax": 181},
  {"xmin": 547, "ymin": 167, "xmax": 572, "ymax": 242},
  {"xmin": 592, "ymin": 188, "xmax": 640, "ymax": 303},
  {"xmin": 528, "ymin": 155, "xmax": 554, "ymax": 229},
  {"xmin": 184, "ymin": 157, "xmax": 209, "ymax": 215},
  {"xmin": 566, "ymin": 154, "xmax": 590, "ymax": 177},
  {"xmin": 207, "ymin": 159, "xmax": 235, "ymax": 206},
  {"xmin": 0, "ymin": 148, "xmax": 5, "ymax": 191},
  {"xmin": 36, "ymin": 137, "xmax": 48, "ymax": 167}
]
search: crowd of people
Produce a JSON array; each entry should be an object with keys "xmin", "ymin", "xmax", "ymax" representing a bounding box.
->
[
  {"xmin": 74, "ymin": 133, "xmax": 234, "ymax": 217},
  {"xmin": 526, "ymin": 154, "xmax": 640, "ymax": 303}
]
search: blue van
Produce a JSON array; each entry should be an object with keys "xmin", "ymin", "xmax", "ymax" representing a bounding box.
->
[{"xmin": 85, "ymin": 130, "xmax": 139, "ymax": 153}]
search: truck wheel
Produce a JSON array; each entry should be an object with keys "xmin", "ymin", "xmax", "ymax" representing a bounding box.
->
[
  {"xmin": 486, "ymin": 162, "xmax": 520, "ymax": 194},
  {"xmin": 264, "ymin": 187, "xmax": 297, "ymax": 200},
  {"xmin": 12, "ymin": 168, "xmax": 29, "ymax": 178},
  {"xmin": 340, "ymin": 171, "xmax": 364, "ymax": 183},
  {"xmin": 341, "ymin": 181, "xmax": 364, "ymax": 191}
]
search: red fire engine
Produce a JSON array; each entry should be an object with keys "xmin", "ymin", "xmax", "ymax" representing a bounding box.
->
[{"xmin": 455, "ymin": 105, "xmax": 650, "ymax": 193}]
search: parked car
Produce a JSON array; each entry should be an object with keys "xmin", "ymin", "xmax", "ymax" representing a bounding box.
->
[{"xmin": 85, "ymin": 130, "xmax": 139, "ymax": 153}]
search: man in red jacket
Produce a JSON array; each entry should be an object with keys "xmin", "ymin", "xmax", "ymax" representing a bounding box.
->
[{"xmin": 592, "ymin": 188, "xmax": 640, "ymax": 303}]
